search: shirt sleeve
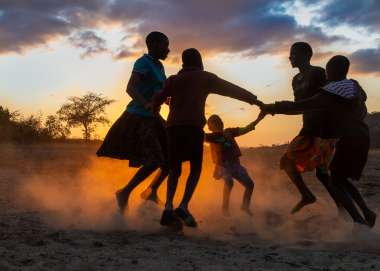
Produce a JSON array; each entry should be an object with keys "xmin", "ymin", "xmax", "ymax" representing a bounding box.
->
[{"xmin": 132, "ymin": 57, "xmax": 151, "ymax": 76}]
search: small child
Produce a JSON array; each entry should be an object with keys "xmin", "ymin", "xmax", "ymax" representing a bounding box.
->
[{"xmin": 205, "ymin": 113, "xmax": 265, "ymax": 216}]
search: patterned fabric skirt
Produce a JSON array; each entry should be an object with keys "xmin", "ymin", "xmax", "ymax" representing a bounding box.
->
[
  {"xmin": 281, "ymin": 135, "xmax": 337, "ymax": 173},
  {"xmin": 96, "ymin": 111, "xmax": 167, "ymax": 168}
]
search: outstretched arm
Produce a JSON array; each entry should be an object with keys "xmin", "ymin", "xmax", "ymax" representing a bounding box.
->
[
  {"xmin": 210, "ymin": 76, "xmax": 260, "ymax": 106},
  {"xmin": 261, "ymin": 93, "xmax": 328, "ymax": 115}
]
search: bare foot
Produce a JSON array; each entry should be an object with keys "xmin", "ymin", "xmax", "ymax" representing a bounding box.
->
[
  {"xmin": 241, "ymin": 207, "xmax": 253, "ymax": 217},
  {"xmin": 291, "ymin": 196, "xmax": 316, "ymax": 214},
  {"xmin": 140, "ymin": 188, "xmax": 163, "ymax": 206}
]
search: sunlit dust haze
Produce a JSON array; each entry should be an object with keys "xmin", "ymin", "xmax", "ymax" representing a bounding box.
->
[{"xmin": 14, "ymin": 144, "xmax": 372, "ymax": 244}]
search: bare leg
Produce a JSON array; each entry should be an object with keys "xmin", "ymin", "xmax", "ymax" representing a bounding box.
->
[
  {"xmin": 116, "ymin": 164, "xmax": 158, "ymax": 212},
  {"xmin": 164, "ymin": 162, "xmax": 182, "ymax": 211},
  {"xmin": 178, "ymin": 158, "xmax": 202, "ymax": 211},
  {"xmin": 140, "ymin": 166, "xmax": 169, "ymax": 204},
  {"xmin": 222, "ymin": 177, "xmax": 234, "ymax": 215},
  {"xmin": 342, "ymin": 179, "xmax": 376, "ymax": 227},
  {"xmin": 330, "ymin": 175, "xmax": 367, "ymax": 225},
  {"xmin": 316, "ymin": 168, "xmax": 343, "ymax": 211},
  {"xmin": 281, "ymin": 156, "xmax": 316, "ymax": 214},
  {"xmin": 233, "ymin": 166, "xmax": 254, "ymax": 216}
]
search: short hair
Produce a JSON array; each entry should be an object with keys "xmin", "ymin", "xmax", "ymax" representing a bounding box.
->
[
  {"xmin": 182, "ymin": 48, "xmax": 203, "ymax": 69},
  {"xmin": 326, "ymin": 55, "xmax": 350, "ymax": 78},
  {"xmin": 145, "ymin": 31, "xmax": 168, "ymax": 48},
  {"xmin": 291, "ymin": 42, "xmax": 313, "ymax": 59},
  {"xmin": 208, "ymin": 114, "xmax": 223, "ymax": 129}
]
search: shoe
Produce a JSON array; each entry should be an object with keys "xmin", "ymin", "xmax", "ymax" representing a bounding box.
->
[
  {"xmin": 364, "ymin": 210, "xmax": 377, "ymax": 228},
  {"xmin": 160, "ymin": 209, "xmax": 183, "ymax": 230}
]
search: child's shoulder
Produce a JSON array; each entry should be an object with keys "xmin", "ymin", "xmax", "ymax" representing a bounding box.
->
[
  {"xmin": 310, "ymin": 65, "xmax": 325, "ymax": 74},
  {"xmin": 133, "ymin": 55, "xmax": 152, "ymax": 74},
  {"xmin": 134, "ymin": 55, "xmax": 149, "ymax": 65}
]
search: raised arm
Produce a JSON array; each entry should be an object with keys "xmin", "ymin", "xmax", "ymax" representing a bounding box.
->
[{"xmin": 234, "ymin": 110, "xmax": 267, "ymax": 137}]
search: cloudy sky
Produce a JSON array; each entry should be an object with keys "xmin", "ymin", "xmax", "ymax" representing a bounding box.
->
[{"xmin": 1, "ymin": 0, "xmax": 379, "ymax": 146}]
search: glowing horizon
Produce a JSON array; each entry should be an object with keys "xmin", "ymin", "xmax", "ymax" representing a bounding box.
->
[{"xmin": 1, "ymin": 1, "xmax": 380, "ymax": 146}]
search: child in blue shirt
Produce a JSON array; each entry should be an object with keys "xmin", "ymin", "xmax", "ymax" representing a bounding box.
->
[{"xmin": 97, "ymin": 31, "xmax": 170, "ymax": 212}]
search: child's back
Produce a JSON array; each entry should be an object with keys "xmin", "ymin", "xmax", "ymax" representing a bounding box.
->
[{"xmin": 157, "ymin": 69, "xmax": 257, "ymax": 128}]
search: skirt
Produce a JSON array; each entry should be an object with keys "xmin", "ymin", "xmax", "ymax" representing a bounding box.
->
[
  {"xmin": 330, "ymin": 136, "xmax": 369, "ymax": 180},
  {"xmin": 281, "ymin": 135, "xmax": 337, "ymax": 173},
  {"xmin": 96, "ymin": 111, "xmax": 167, "ymax": 168}
]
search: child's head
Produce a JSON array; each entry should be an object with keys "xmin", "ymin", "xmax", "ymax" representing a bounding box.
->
[
  {"xmin": 182, "ymin": 48, "xmax": 204, "ymax": 70},
  {"xmin": 326, "ymin": 55, "xmax": 350, "ymax": 82},
  {"xmin": 146, "ymin": 31, "xmax": 170, "ymax": 60},
  {"xmin": 289, "ymin": 42, "xmax": 313, "ymax": 68},
  {"xmin": 207, "ymin": 114, "xmax": 224, "ymax": 132}
]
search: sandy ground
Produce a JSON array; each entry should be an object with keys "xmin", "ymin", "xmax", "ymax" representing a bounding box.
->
[{"xmin": 1, "ymin": 143, "xmax": 380, "ymax": 271}]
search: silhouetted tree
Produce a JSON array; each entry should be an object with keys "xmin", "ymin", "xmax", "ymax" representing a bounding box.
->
[
  {"xmin": 12, "ymin": 114, "xmax": 47, "ymax": 143},
  {"xmin": 0, "ymin": 106, "xmax": 18, "ymax": 123},
  {"xmin": 45, "ymin": 115, "xmax": 70, "ymax": 139},
  {"xmin": 57, "ymin": 93, "xmax": 114, "ymax": 141},
  {"xmin": 0, "ymin": 106, "xmax": 19, "ymax": 142}
]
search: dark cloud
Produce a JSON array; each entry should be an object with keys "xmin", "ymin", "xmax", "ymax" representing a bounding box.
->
[
  {"xmin": 68, "ymin": 30, "xmax": 108, "ymax": 58},
  {"xmin": 350, "ymin": 47, "xmax": 380, "ymax": 75},
  {"xmin": 107, "ymin": 0, "xmax": 346, "ymax": 58},
  {"xmin": 0, "ymin": 0, "xmax": 106, "ymax": 54},
  {"xmin": 0, "ymin": 0, "xmax": 350, "ymax": 59},
  {"xmin": 315, "ymin": 0, "xmax": 380, "ymax": 31}
]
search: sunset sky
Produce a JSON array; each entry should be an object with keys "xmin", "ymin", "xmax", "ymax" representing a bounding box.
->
[{"xmin": 1, "ymin": 0, "xmax": 380, "ymax": 146}]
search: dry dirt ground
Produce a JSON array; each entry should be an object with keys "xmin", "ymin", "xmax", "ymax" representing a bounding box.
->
[{"xmin": 0, "ymin": 143, "xmax": 380, "ymax": 271}]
